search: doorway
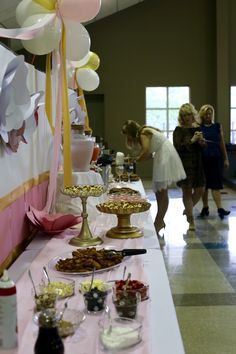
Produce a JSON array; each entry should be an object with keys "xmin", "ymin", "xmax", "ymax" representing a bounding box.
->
[{"xmin": 85, "ymin": 94, "xmax": 104, "ymax": 140}]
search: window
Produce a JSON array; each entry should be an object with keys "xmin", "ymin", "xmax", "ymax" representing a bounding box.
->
[
  {"xmin": 230, "ymin": 87, "xmax": 236, "ymax": 144},
  {"xmin": 145, "ymin": 86, "xmax": 190, "ymax": 140}
]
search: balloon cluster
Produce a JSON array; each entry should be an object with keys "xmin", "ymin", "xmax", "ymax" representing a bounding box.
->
[{"xmin": 16, "ymin": 0, "xmax": 101, "ymax": 91}]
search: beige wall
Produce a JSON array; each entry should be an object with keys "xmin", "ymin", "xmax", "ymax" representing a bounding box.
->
[
  {"xmin": 86, "ymin": 0, "xmax": 220, "ymax": 177},
  {"xmin": 13, "ymin": 0, "xmax": 234, "ymax": 178}
]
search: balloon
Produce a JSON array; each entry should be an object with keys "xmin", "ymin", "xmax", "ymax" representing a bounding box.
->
[
  {"xmin": 21, "ymin": 14, "xmax": 61, "ymax": 55},
  {"xmin": 64, "ymin": 19, "xmax": 90, "ymax": 62},
  {"xmin": 16, "ymin": 0, "xmax": 51, "ymax": 26},
  {"xmin": 59, "ymin": 0, "xmax": 101, "ymax": 23},
  {"xmin": 71, "ymin": 52, "xmax": 90, "ymax": 68},
  {"xmin": 81, "ymin": 51, "xmax": 100, "ymax": 70},
  {"xmin": 32, "ymin": 0, "xmax": 56, "ymax": 11},
  {"xmin": 76, "ymin": 68, "xmax": 100, "ymax": 92}
]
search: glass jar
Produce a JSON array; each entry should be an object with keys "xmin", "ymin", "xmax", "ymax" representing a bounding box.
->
[
  {"xmin": 91, "ymin": 143, "xmax": 101, "ymax": 163},
  {"xmin": 34, "ymin": 309, "xmax": 64, "ymax": 354},
  {"xmin": 71, "ymin": 124, "xmax": 94, "ymax": 172}
]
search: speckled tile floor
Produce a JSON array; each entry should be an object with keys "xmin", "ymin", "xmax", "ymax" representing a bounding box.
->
[{"xmin": 143, "ymin": 179, "xmax": 236, "ymax": 354}]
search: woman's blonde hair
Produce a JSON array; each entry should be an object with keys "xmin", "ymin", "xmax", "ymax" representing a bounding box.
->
[
  {"xmin": 178, "ymin": 103, "xmax": 199, "ymax": 126},
  {"xmin": 198, "ymin": 104, "xmax": 215, "ymax": 124},
  {"xmin": 121, "ymin": 120, "xmax": 141, "ymax": 138}
]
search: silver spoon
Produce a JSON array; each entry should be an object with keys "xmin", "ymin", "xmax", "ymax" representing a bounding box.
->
[
  {"xmin": 105, "ymin": 305, "xmax": 112, "ymax": 334},
  {"xmin": 123, "ymin": 272, "xmax": 131, "ymax": 295},
  {"xmin": 28, "ymin": 269, "xmax": 38, "ymax": 298},
  {"xmin": 43, "ymin": 266, "xmax": 51, "ymax": 284},
  {"xmin": 122, "ymin": 266, "xmax": 127, "ymax": 280},
  {"xmin": 89, "ymin": 267, "xmax": 96, "ymax": 292},
  {"xmin": 59, "ymin": 298, "xmax": 69, "ymax": 321}
]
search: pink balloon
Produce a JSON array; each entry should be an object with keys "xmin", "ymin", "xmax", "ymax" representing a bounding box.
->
[{"xmin": 59, "ymin": 0, "xmax": 101, "ymax": 22}]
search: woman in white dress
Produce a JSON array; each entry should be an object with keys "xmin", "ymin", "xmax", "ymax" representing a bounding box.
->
[{"xmin": 121, "ymin": 120, "xmax": 186, "ymax": 235}]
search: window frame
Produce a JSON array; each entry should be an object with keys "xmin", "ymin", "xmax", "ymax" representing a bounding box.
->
[{"xmin": 145, "ymin": 86, "xmax": 190, "ymax": 139}]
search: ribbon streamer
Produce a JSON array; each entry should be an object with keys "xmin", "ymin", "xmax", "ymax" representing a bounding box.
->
[
  {"xmin": 32, "ymin": 0, "xmax": 57, "ymax": 11},
  {"xmin": 0, "ymin": 14, "xmax": 56, "ymax": 40},
  {"xmin": 45, "ymin": 53, "xmax": 54, "ymax": 133},
  {"xmin": 61, "ymin": 21, "xmax": 72, "ymax": 187}
]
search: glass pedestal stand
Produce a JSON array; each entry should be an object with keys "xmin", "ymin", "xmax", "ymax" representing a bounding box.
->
[
  {"xmin": 106, "ymin": 213, "xmax": 143, "ymax": 239},
  {"xmin": 69, "ymin": 195, "xmax": 103, "ymax": 247}
]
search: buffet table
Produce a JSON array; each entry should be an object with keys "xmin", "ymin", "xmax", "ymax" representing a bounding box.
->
[{"xmin": 7, "ymin": 180, "xmax": 185, "ymax": 354}]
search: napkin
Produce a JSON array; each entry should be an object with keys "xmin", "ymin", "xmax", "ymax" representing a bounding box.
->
[{"xmin": 26, "ymin": 205, "xmax": 82, "ymax": 234}]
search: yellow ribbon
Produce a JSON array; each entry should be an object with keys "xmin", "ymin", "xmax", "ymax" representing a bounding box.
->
[
  {"xmin": 76, "ymin": 85, "xmax": 92, "ymax": 134},
  {"xmin": 45, "ymin": 53, "xmax": 54, "ymax": 133},
  {"xmin": 32, "ymin": 0, "xmax": 56, "ymax": 11},
  {"xmin": 61, "ymin": 21, "xmax": 72, "ymax": 187}
]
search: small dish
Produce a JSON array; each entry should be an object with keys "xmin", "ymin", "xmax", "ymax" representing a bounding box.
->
[
  {"xmin": 58, "ymin": 309, "xmax": 86, "ymax": 338},
  {"xmin": 83, "ymin": 288, "xmax": 108, "ymax": 314},
  {"xmin": 112, "ymin": 292, "xmax": 141, "ymax": 319},
  {"xmin": 33, "ymin": 309, "xmax": 86, "ymax": 338},
  {"xmin": 98, "ymin": 317, "xmax": 142, "ymax": 352}
]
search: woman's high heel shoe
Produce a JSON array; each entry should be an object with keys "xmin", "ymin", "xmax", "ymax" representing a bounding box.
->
[
  {"xmin": 198, "ymin": 206, "xmax": 209, "ymax": 218},
  {"xmin": 187, "ymin": 216, "xmax": 195, "ymax": 231},
  {"xmin": 218, "ymin": 208, "xmax": 230, "ymax": 220},
  {"xmin": 154, "ymin": 220, "xmax": 166, "ymax": 234}
]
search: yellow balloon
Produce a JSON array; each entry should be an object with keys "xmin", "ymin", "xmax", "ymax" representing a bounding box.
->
[
  {"xmin": 82, "ymin": 52, "xmax": 100, "ymax": 71},
  {"xmin": 32, "ymin": 0, "xmax": 56, "ymax": 11}
]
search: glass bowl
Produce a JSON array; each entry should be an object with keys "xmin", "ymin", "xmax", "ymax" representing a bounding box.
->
[
  {"xmin": 41, "ymin": 277, "xmax": 75, "ymax": 299},
  {"xmin": 58, "ymin": 309, "xmax": 86, "ymax": 338},
  {"xmin": 112, "ymin": 292, "xmax": 141, "ymax": 319},
  {"xmin": 83, "ymin": 288, "xmax": 108, "ymax": 314},
  {"xmin": 98, "ymin": 317, "xmax": 142, "ymax": 352},
  {"xmin": 114, "ymin": 280, "xmax": 149, "ymax": 301}
]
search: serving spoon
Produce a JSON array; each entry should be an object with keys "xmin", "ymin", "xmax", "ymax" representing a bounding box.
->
[
  {"xmin": 43, "ymin": 266, "xmax": 51, "ymax": 284},
  {"xmin": 28, "ymin": 269, "xmax": 38, "ymax": 298}
]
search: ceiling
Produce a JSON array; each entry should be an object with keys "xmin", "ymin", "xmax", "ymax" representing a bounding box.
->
[{"xmin": 0, "ymin": 0, "xmax": 144, "ymax": 51}]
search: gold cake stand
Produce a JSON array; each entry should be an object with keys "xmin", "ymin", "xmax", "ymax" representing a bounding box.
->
[
  {"xmin": 96, "ymin": 202, "xmax": 151, "ymax": 239},
  {"xmin": 62, "ymin": 185, "xmax": 105, "ymax": 247}
]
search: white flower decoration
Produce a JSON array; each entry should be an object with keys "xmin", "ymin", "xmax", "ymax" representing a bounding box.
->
[{"xmin": 0, "ymin": 54, "xmax": 43, "ymax": 153}]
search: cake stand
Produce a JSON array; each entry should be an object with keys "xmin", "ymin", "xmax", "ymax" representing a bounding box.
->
[
  {"xmin": 96, "ymin": 201, "xmax": 151, "ymax": 239},
  {"xmin": 62, "ymin": 185, "xmax": 105, "ymax": 247}
]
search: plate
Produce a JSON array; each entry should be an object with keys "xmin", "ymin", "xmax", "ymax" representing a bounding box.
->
[{"xmin": 48, "ymin": 251, "xmax": 124, "ymax": 276}]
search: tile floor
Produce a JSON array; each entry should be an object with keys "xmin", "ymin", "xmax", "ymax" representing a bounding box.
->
[{"xmin": 143, "ymin": 179, "xmax": 236, "ymax": 354}]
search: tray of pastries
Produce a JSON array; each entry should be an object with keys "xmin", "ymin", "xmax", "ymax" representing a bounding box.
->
[
  {"xmin": 108, "ymin": 187, "xmax": 141, "ymax": 196},
  {"xmin": 62, "ymin": 185, "xmax": 105, "ymax": 198},
  {"xmin": 96, "ymin": 199, "xmax": 151, "ymax": 215}
]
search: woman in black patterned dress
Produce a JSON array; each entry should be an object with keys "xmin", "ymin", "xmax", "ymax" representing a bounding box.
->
[{"xmin": 173, "ymin": 103, "xmax": 206, "ymax": 231}]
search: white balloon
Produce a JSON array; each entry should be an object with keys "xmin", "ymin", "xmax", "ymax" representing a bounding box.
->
[
  {"xmin": 16, "ymin": 0, "xmax": 50, "ymax": 26},
  {"xmin": 21, "ymin": 14, "xmax": 61, "ymax": 55},
  {"xmin": 76, "ymin": 68, "xmax": 99, "ymax": 92},
  {"xmin": 71, "ymin": 52, "xmax": 90, "ymax": 68},
  {"xmin": 64, "ymin": 19, "xmax": 91, "ymax": 61}
]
